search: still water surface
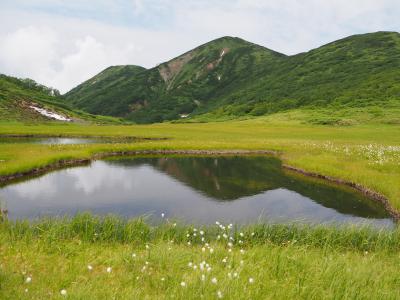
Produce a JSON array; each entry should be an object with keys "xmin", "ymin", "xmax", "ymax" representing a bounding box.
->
[
  {"xmin": 0, "ymin": 136, "xmax": 136, "ymax": 144},
  {"xmin": 0, "ymin": 156, "xmax": 393, "ymax": 227}
]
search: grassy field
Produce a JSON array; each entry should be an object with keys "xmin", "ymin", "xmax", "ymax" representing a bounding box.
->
[
  {"xmin": 0, "ymin": 115, "xmax": 400, "ymax": 298},
  {"xmin": 1, "ymin": 215, "xmax": 400, "ymax": 299}
]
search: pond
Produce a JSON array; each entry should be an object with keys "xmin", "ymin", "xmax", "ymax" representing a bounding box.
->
[
  {"xmin": 0, "ymin": 156, "xmax": 394, "ymax": 227},
  {"xmin": 0, "ymin": 136, "xmax": 137, "ymax": 145}
]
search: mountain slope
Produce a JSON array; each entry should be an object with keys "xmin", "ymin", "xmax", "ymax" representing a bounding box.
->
[
  {"xmin": 0, "ymin": 74, "xmax": 121, "ymax": 123},
  {"xmin": 64, "ymin": 31, "xmax": 400, "ymax": 123},
  {"xmin": 65, "ymin": 37, "xmax": 285, "ymax": 123},
  {"xmin": 214, "ymin": 31, "xmax": 400, "ymax": 118}
]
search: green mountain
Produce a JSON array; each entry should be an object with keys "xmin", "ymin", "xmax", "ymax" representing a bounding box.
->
[
  {"xmin": 64, "ymin": 31, "xmax": 400, "ymax": 123},
  {"xmin": 0, "ymin": 74, "xmax": 122, "ymax": 123}
]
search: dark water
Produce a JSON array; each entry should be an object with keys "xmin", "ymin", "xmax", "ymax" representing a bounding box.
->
[
  {"xmin": 0, "ymin": 136, "xmax": 136, "ymax": 144},
  {"xmin": 0, "ymin": 156, "xmax": 394, "ymax": 227}
]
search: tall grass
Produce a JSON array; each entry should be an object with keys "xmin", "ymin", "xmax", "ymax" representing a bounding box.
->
[{"xmin": 3, "ymin": 214, "xmax": 400, "ymax": 252}]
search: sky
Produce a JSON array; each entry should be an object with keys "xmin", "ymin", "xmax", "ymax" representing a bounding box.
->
[{"xmin": 0, "ymin": 0, "xmax": 399, "ymax": 93}]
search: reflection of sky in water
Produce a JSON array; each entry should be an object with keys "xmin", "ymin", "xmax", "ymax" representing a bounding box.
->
[
  {"xmin": 0, "ymin": 137, "xmax": 135, "ymax": 145},
  {"xmin": 0, "ymin": 160, "xmax": 394, "ymax": 228}
]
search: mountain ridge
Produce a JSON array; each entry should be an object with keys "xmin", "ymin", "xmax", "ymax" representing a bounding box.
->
[{"xmin": 62, "ymin": 31, "xmax": 400, "ymax": 123}]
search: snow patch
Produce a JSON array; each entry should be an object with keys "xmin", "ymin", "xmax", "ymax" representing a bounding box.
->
[
  {"xmin": 29, "ymin": 105, "xmax": 72, "ymax": 122},
  {"xmin": 180, "ymin": 114, "xmax": 189, "ymax": 118}
]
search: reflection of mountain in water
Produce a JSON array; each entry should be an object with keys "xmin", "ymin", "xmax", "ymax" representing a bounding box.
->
[{"xmin": 107, "ymin": 156, "xmax": 389, "ymax": 219}]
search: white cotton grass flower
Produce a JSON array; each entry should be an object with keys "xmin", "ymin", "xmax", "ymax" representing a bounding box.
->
[
  {"xmin": 188, "ymin": 262, "xmax": 193, "ymax": 268},
  {"xmin": 222, "ymin": 257, "xmax": 227, "ymax": 263},
  {"xmin": 145, "ymin": 244, "xmax": 150, "ymax": 249},
  {"xmin": 106, "ymin": 267, "xmax": 112, "ymax": 273},
  {"xmin": 60, "ymin": 289, "xmax": 67, "ymax": 296},
  {"xmin": 233, "ymin": 272, "xmax": 238, "ymax": 278},
  {"xmin": 201, "ymin": 274, "xmax": 206, "ymax": 281},
  {"xmin": 209, "ymin": 248, "xmax": 214, "ymax": 254},
  {"xmin": 180, "ymin": 281, "xmax": 186, "ymax": 287},
  {"xmin": 227, "ymin": 242, "xmax": 233, "ymax": 248},
  {"xmin": 240, "ymin": 249, "xmax": 245, "ymax": 254},
  {"xmin": 211, "ymin": 277, "xmax": 218, "ymax": 284},
  {"xmin": 87, "ymin": 265, "xmax": 93, "ymax": 271},
  {"xmin": 217, "ymin": 290, "xmax": 223, "ymax": 298},
  {"xmin": 239, "ymin": 232, "xmax": 244, "ymax": 237},
  {"xmin": 200, "ymin": 230, "xmax": 204, "ymax": 235},
  {"xmin": 161, "ymin": 213, "xmax": 165, "ymax": 218},
  {"xmin": 132, "ymin": 253, "xmax": 136, "ymax": 258},
  {"xmin": 216, "ymin": 221, "xmax": 220, "ymax": 225},
  {"xmin": 25, "ymin": 276, "xmax": 32, "ymax": 283},
  {"xmin": 202, "ymin": 247, "xmax": 206, "ymax": 252},
  {"xmin": 161, "ymin": 277, "xmax": 165, "ymax": 281},
  {"xmin": 249, "ymin": 277, "xmax": 254, "ymax": 284}
]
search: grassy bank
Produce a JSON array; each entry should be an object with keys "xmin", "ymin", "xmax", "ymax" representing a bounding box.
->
[{"xmin": 1, "ymin": 214, "xmax": 400, "ymax": 299}]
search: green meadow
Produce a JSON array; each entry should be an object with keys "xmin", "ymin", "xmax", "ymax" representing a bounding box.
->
[{"xmin": 0, "ymin": 114, "xmax": 400, "ymax": 299}]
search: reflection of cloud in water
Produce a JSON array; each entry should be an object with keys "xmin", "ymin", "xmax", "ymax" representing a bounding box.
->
[
  {"xmin": 65, "ymin": 161, "xmax": 141, "ymax": 194},
  {"xmin": 7, "ymin": 174, "xmax": 58, "ymax": 199}
]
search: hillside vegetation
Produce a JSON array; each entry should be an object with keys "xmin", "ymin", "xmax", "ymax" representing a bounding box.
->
[
  {"xmin": 64, "ymin": 31, "xmax": 400, "ymax": 123},
  {"xmin": 0, "ymin": 75, "xmax": 122, "ymax": 124}
]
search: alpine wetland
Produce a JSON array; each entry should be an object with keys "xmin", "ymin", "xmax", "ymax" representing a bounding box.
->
[{"xmin": 1, "ymin": 1, "xmax": 400, "ymax": 299}]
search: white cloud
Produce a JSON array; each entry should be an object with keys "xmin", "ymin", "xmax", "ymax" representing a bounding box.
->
[{"xmin": 0, "ymin": 1, "xmax": 399, "ymax": 93}]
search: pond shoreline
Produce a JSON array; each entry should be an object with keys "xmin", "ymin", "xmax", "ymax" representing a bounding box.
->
[
  {"xmin": 0, "ymin": 149, "xmax": 398, "ymax": 221},
  {"xmin": 283, "ymin": 164, "xmax": 400, "ymax": 221}
]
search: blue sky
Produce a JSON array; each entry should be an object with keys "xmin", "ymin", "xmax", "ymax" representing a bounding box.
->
[{"xmin": 1, "ymin": 0, "xmax": 399, "ymax": 92}]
